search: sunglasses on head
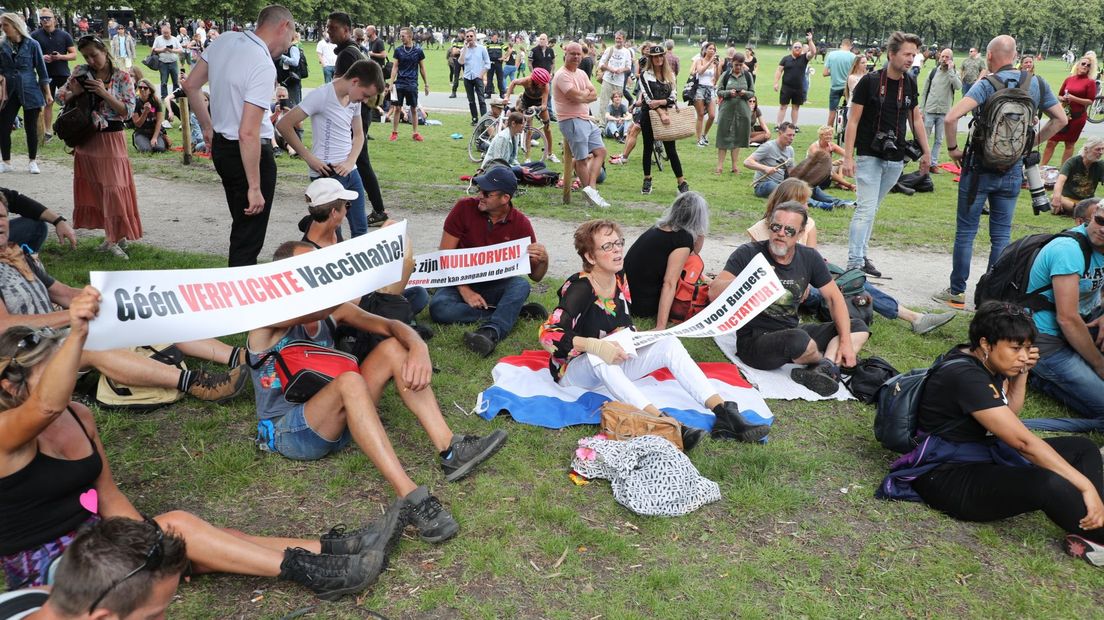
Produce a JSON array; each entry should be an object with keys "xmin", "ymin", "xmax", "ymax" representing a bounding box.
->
[
  {"xmin": 599, "ymin": 238, "xmax": 625, "ymax": 252},
  {"xmin": 88, "ymin": 516, "xmax": 164, "ymax": 613},
  {"xmin": 769, "ymin": 222, "xmax": 799, "ymax": 238}
]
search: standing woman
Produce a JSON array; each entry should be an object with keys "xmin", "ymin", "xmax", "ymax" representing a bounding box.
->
[
  {"xmin": 637, "ymin": 44, "xmax": 688, "ymax": 196},
  {"xmin": 57, "ymin": 36, "xmax": 141, "ymax": 260},
  {"xmin": 131, "ymin": 78, "xmax": 167, "ymax": 152},
  {"xmin": 714, "ymin": 52, "xmax": 753, "ymax": 174},
  {"xmin": 0, "ymin": 13, "xmax": 51, "ymax": 174},
  {"xmin": 1042, "ymin": 55, "xmax": 1099, "ymax": 167},
  {"xmin": 744, "ymin": 46, "xmax": 758, "ymax": 83},
  {"xmin": 690, "ymin": 42, "xmax": 719, "ymax": 146}
]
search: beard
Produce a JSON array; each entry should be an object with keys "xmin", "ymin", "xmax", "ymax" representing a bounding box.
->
[{"xmin": 769, "ymin": 240, "xmax": 789, "ymax": 257}]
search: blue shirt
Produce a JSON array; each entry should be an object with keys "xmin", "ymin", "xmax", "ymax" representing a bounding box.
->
[
  {"xmin": 965, "ymin": 68, "xmax": 1058, "ymax": 112},
  {"xmin": 30, "ymin": 28, "xmax": 73, "ymax": 77},
  {"xmin": 824, "ymin": 49, "xmax": 855, "ymax": 90},
  {"xmin": 1027, "ymin": 224, "xmax": 1104, "ymax": 336},
  {"xmin": 393, "ymin": 44, "xmax": 425, "ymax": 89},
  {"xmin": 462, "ymin": 44, "xmax": 490, "ymax": 80}
]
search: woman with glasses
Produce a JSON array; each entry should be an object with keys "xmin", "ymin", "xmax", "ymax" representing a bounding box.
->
[
  {"xmin": 538, "ymin": 219, "xmax": 770, "ymax": 445},
  {"xmin": 0, "ymin": 289, "xmax": 400, "ymax": 599},
  {"xmin": 748, "ymin": 96, "xmax": 770, "ymax": 145},
  {"xmin": 713, "ymin": 51, "xmax": 754, "ymax": 175},
  {"xmin": 0, "ymin": 13, "xmax": 51, "ymax": 174},
  {"xmin": 1042, "ymin": 56, "xmax": 1099, "ymax": 167},
  {"xmin": 637, "ymin": 44, "xmax": 688, "ymax": 195},
  {"xmin": 131, "ymin": 78, "xmax": 167, "ymax": 152},
  {"xmin": 56, "ymin": 36, "xmax": 142, "ymax": 260}
]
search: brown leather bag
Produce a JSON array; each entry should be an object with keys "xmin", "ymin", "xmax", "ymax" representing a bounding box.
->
[{"xmin": 600, "ymin": 401, "xmax": 684, "ymax": 451}]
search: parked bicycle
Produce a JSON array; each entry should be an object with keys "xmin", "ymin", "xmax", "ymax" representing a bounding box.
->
[{"xmin": 467, "ymin": 105, "xmax": 548, "ymax": 163}]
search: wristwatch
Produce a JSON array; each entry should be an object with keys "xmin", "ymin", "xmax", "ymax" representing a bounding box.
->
[{"xmin": 51, "ymin": 215, "xmax": 67, "ymax": 225}]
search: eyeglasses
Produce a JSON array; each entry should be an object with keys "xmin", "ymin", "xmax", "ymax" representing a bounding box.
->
[
  {"xmin": 39, "ymin": 15, "xmax": 53, "ymax": 20},
  {"xmin": 1093, "ymin": 214, "xmax": 1104, "ymax": 227},
  {"xmin": 769, "ymin": 222, "xmax": 799, "ymax": 238},
  {"xmin": 598, "ymin": 238, "xmax": 625, "ymax": 252},
  {"xmin": 88, "ymin": 516, "xmax": 164, "ymax": 613}
]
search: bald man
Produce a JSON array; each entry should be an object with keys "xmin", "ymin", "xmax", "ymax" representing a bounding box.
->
[
  {"xmin": 553, "ymin": 42, "xmax": 609, "ymax": 207},
  {"xmin": 935, "ymin": 35, "xmax": 1068, "ymax": 309},
  {"xmin": 920, "ymin": 48, "xmax": 961, "ymax": 169}
]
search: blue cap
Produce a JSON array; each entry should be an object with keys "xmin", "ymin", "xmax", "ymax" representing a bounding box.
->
[{"xmin": 473, "ymin": 166, "xmax": 517, "ymax": 196}]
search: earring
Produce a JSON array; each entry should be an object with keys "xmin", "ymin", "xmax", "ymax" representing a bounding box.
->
[{"xmin": 983, "ymin": 349, "xmax": 990, "ymax": 362}]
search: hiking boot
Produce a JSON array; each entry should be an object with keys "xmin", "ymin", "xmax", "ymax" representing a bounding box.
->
[
  {"xmin": 791, "ymin": 362, "xmax": 840, "ymax": 397},
  {"xmin": 366, "ymin": 211, "xmax": 389, "ymax": 227},
  {"xmin": 710, "ymin": 401, "xmax": 770, "ymax": 443},
  {"xmin": 278, "ymin": 547, "xmax": 386, "ymax": 601},
  {"xmin": 412, "ymin": 322, "xmax": 434, "ymax": 341},
  {"xmin": 912, "ymin": 312, "xmax": 956, "ymax": 335},
  {"xmin": 402, "ymin": 486, "xmax": 459, "ymax": 543},
  {"xmin": 441, "ymin": 430, "xmax": 508, "ymax": 481},
  {"xmin": 641, "ymin": 177, "xmax": 653, "ymax": 194},
  {"xmin": 1063, "ymin": 534, "xmax": 1104, "ymax": 567},
  {"xmin": 860, "ymin": 258, "xmax": 882, "ymax": 278},
  {"xmin": 463, "ymin": 327, "xmax": 499, "ymax": 357},
  {"xmin": 680, "ymin": 425, "xmax": 706, "ymax": 452},
  {"xmin": 677, "ymin": 180, "xmax": 690, "ymax": 194},
  {"xmin": 932, "ymin": 288, "xmax": 966, "ymax": 310},
  {"xmin": 519, "ymin": 302, "xmax": 549, "ymax": 320},
  {"xmin": 321, "ymin": 498, "xmax": 407, "ymax": 557},
  {"xmin": 186, "ymin": 366, "xmax": 249, "ymax": 403}
]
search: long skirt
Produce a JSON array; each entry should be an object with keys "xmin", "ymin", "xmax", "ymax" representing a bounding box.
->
[{"xmin": 73, "ymin": 130, "xmax": 142, "ymax": 242}]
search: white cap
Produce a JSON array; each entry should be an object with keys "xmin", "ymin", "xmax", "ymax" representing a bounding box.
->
[{"xmin": 305, "ymin": 178, "xmax": 358, "ymax": 207}]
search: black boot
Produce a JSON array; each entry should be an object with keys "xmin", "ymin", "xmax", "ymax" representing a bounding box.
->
[
  {"xmin": 278, "ymin": 547, "xmax": 386, "ymax": 601},
  {"xmin": 711, "ymin": 402, "xmax": 770, "ymax": 443},
  {"xmin": 680, "ymin": 425, "xmax": 706, "ymax": 452},
  {"xmin": 320, "ymin": 498, "xmax": 407, "ymax": 557}
]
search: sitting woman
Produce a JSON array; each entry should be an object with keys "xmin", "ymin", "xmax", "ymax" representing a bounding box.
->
[
  {"xmin": 539, "ymin": 219, "xmax": 770, "ymax": 445},
  {"xmin": 0, "ymin": 289, "xmax": 398, "ymax": 599},
  {"xmin": 747, "ymin": 96, "xmax": 770, "ymax": 145},
  {"xmin": 131, "ymin": 78, "xmax": 168, "ymax": 153},
  {"xmin": 748, "ymin": 178, "xmax": 954, "ymax": 335},
  {"xmin": 886, "ymin": 301, "xmax": 1104, "ymax": 565},
  {"xmin": 623, "ymin": 191, "xmax": 710, "ymax": 330},
  {"xmin": 807, "ymin": 125, "xmax": 855, "ymax": 191}
]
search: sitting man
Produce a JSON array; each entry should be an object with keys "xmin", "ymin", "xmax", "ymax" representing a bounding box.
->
[
  {"xmin": 603, "ymin": 90, "xmax": 630, "ymax": 141},
  {"xmin": 709, "ymin": 201, "xmax": 869, "ymax": 396},
  {"xmin": 0, "ymin": 195, "xmax": 247, "ymax": 402},
  {"xmin": 1050, "ymin": 136, "xmax": 1104, "ymax": 216},
  {"xmin": 429, "ymin": 167, "xmax": 550, "ymax": 357},
  {"xmin": 248, "ymin": 241, "xmax": 509, "ymax": 544},
  {"xmin": 744, "ymin": 122, "xmax": 846, "ymax": 211},
  {"xmin": 0, "ymin": 187, "xmax": 78, "ymax": 253},
  {"xmin": 1025, "ymin": 200, "xmax": 1104, "ymax": 418}
]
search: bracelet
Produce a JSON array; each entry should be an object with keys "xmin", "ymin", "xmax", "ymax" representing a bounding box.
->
[
  {"xmin": 51, "ymin": 215, "xmax": 66, "ymax": 226},
  {"xmin": 947, "ymin": 144, "xmax": 959, "ymax": 151}
]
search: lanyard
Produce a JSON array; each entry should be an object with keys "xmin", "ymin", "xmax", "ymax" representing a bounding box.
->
[{"xmin": 875, "ymin": 69, "xmax": 906, "ymax": 138}]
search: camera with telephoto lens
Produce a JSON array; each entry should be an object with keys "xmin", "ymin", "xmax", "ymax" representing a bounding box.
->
[
  {"xmin": 901, "ymin": 139, "xmax": 922, "ymax": 162},
  {"xmin": 871, "ymin": 130, "xmax": 898, "ymax": 156},
  {"xmin": 1022, "ymin": 151, "xmax": 1050, "ymax": 216}
]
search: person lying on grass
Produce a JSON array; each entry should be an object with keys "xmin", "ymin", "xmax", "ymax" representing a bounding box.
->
[
  {"xmin": 0, "ymin": 290, "xmax": 401, "ymax": 601},
  {"xmin": 538, "ymin": 219, "xmax": 770, "ymax": 447}
]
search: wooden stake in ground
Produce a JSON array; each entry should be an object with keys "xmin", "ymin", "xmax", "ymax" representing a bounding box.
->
[
  {"xmin": 562, "ymin": 139, "xmax": 573, "ymax": 204},
  {"xmin": 179, "ymin": 95, "xmax": 191, "ymax": 165}
]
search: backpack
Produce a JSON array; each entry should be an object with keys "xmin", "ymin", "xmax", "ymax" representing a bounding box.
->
[
  {"xmin": 874, "ymin": 357, "xmax": 973, "ymax": 453},
  {"xmin": 966, "ymin": 69, "xmax": 1037, "ymax": 172},
  {"xmin": 670, "ymin": 253, "xmax": 710, "ymax": 323},
  {"xmin": 973, "ymin": 231, "xmax": 1092, "ymax": 311},
  {"xmin": 842, "ymin": 356, "xmax": 900, "ymax": 404},
  {"xmin": 518, "ymin": 162, "xmax": 560, "ymax": 186},
  {"xmin": 815, "ymin": 263, "xmax": 874, "ymax": 327},
  {"xmin": 53, "ymin": 91, "xmax": 98, "ymax": 149},
  {"xmin": 292, "ymin": 45, "xmax": 309, "ymax": 79},
  {"xmin": 95, "ymin": 345, "xmax": 186, "ymax": 411}
]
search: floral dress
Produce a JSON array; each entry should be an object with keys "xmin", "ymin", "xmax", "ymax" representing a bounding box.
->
[{"xmin": 539, "ymin": 271, "xmax": 634, "ymax": 381}]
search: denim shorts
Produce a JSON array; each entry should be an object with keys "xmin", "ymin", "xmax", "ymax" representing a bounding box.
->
[
  {"xmin": 257, "ymin": 405, "xmax": 352, "ymax": 461},
  {"xmin": 694, "ymin": 85, "xmax": 714, "ymax": 102}
]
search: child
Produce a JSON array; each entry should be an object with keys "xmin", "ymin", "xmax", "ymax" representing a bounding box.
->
[{"xmin": 604, "ymin": 91, "xmax": 629, "ymax": 141}]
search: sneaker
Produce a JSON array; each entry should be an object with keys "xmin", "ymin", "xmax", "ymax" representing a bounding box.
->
[
  {"xmin": 389, "ymin": 132, "xmax": 399, "ymax": 141},
  {"xmin": 0, "ymin": 162, "xmax": 11, "ymax": 173},
  {"xmin": 402, "ymin": 486, "xmax": 459, "ymax": 543},
  {"xmin": 912, "ymin": 312, "xmax": 957, "ymax": 335},
  {"xmin": 471, "ymin": 119, "xmax": 478, "ymax": 126},
  {"xmin": 519, "ymin": 302, "xmax": 549, "ymax": 320},
  {"xmin": 548, "ymin": 153, "xmax": 561, "ymax": 164},
  {"xmin": 641, "ymin": 178, "xmax": 653, "ymax": 195},
  {"xmin": 581, "ymin": 186, "xmax": 603, "ymax": 207},
  {"xmin": 412, "ymin": 133, "xmax": 424, "ymax": 142},
  {"xmin": 42, "ymin": 132, "xmax": 53, "ymax": 144},
  {"xmin": 449, "ymin": 92, "xmax": 457, "ymax": 98},
  {"xmin": 105, "ymin": 243, "xmax": 129, "ymax": 260},
  {"xmin": 321, "ymin": 498, "xmax": 407, "ymax": 556},
  {"xmin": 278, "ymin": 547, "xmax": 386, "ymax": 601},
  {"xmin": 366, "ymin": 211, "xmax": 389, "ymax": 227},
  {"xmin": 186, "ymin": 366, "xmax": 249, "ymax": 403},
  {"xmin": 860, "ymin": 258, "xmax": 882, "ymax": 278},
  {"xmin": 749, "ymin": 142, "xmax": 761, "ymax": 147},
  {"xmin": 463, "ymin": 326, "xmax": 499, "ymax": 357},
  {"xmin": 697, "ymin": 137, "xmax": 706, "ymax": 147},
  {"xmin": 412, "ymin": 322, "xmax": 435, "ymax": 341},
  {"xmin": 27, "ymin": 161, "xmax": 39, "ymax": 174},
  {"xmin": 703, "ymin": 136, "xmax": 709, "ymax": 146},
  {"xmin": 609, "ymin": 155, "xmax": 627, "ymax": 165},
  {"xmin": 440, "ymin": 430, "xmax": 508, "ymax": 481},
  {"xmin": 677, "ymin": 181, "xmax": 690, "ymax": 194},
  {"xmin": 95, "ymin": 239, "xmax": 111, "ymax": 252},
  {"xmin": 710, "ymin": 401, "xmax": 770, "ymax": 443},
  {"xmin": 1063, "ymin": 534, "xmax": 1104, "ymax": 567},
  {"xmin": 932, "ymin": 288, "xmax": 966, "ymax": 310},
  {"xmin": 791, "ymin": 363, "xmax": 840, "ymax": 397}
]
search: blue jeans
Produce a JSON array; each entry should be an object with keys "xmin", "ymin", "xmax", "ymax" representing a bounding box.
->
[
  {"xmin": 604, "ymin": 120, "xmax": 627, "ymax": 138},
  {"xmin": 158, "ymin": 60, "xmax": 179, "ymax": 99},
  {"xmin": 1030, "ymin": 346, "xmax": 1104, "ymax": 419},
  {"xmin": 313, "ymin": 169, "xmax": 367, "ymax": 237},
  {"xmin": 755, "ymin": 178, "xmax": 836, "ymax": 210},
  {"xmin": 503, "ymin": 64, "xmax": 517, "ymax": 84},
  {"xmin": 404, "ymin": 286, "xmax": 429, "ymax": 316},
  {"xmin": 8, "ymin": 216, "xmax": 47, "ymax": 253},
  {"xmin": 429, "ymin": 276, "xmax": 531, "ymax": 339},
  {"xmin": 849, "ymin": 155, "xmax": 905, "ymax": 268},
  {"xmin": 804, "ymin": 282, "xmax": 899, "ymax": 320},
  {"xmin": 323, "ymin": 65, "xmax": 335, "ymax": 83},
  {"xmin": 949, "ymin": 166, "xmax": 1021, "ymax": 294},
  {"xmin": 256, "ymin": 405, "xmax": 352, "ymax": 461},
  {"xmin": 923, "ymin": 112, "xmax": 945, "ymax": 164}
]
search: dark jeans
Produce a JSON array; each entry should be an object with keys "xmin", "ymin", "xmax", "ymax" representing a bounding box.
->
[
  {"xmin": 639, "ymin": 110, "xmax": 682, "ymax": 178},
  {"xmin": 912, "ymin": 436, "xmax": 1104, "ymax": 543},
  {"xmin": 429, "ymin": 276, "xmax": 531, "ymax": 339},
  {"xmin": 159, "ymin": 60, "xmax": 180, "ymax": 98},
  {"xmin": 211, "ymin": 134, "xmax": 277, "ymax": 266},
  {"xmin": 8, "ymin": 216, "xmax": 47, "ymax": 252},
  {"xmin": 464, "ymin": 77, "xmax": 487, "ymax": 122},
  {"xmin": 484, "ymin": 62, "xmax": 504, "ymax": 96},
  {"xmin": 448, "ymin": 60, "xmax": 461, "ymax": 93},
  {"xmin": 354, "ymin": 139, "xmax": 385, "ymax": 216},
  {"xmin": 0, "ymin": 95, "xmax": 39, "ymax": 161}
]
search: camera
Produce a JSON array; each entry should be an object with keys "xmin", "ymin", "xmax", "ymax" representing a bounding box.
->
[
  {"xmin": 871, "ymin": 130, "xmax": 898, "ymax": 156},
  {"xmin": 1022, "ymin": 151, "xmax": 1050, "ymax": 216},
  {"xmin": 901, "ymin": 139, "xmax": 922, "ymax": 162}
]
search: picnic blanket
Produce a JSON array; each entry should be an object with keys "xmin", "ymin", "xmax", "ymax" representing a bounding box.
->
[
  {"xmin": 713, "ymin": 333, "xmax": 854, "ymax": 402},
  {"xmin": 475, "ymin": 350, "xmax": 773, "ymax": 432}
]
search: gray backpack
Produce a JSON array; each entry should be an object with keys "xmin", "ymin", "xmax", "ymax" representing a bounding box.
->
[{"xmin": 968, "ymin": 70, "xmax": 1037, "ymax": 172}]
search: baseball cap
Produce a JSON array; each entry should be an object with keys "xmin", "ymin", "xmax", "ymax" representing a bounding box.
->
[
  {"xmin": 305, "ymin": 178, "xmax": 358, "ymax": 207},
  {"xmin": 473, "ymin": 166, "xmax": 517, "ymax": 196}
]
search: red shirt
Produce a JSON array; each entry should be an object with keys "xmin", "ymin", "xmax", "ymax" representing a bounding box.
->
[
  {"xmin": 443, "ymin": 197, "xmax": 536, "ymax": 249},
  {"xmin": 1060, "ymin": 75, "xmax": 1098, "ymax": 116}
]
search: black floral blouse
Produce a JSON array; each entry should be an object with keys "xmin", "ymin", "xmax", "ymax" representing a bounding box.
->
[{"xmin": 539, "ymin": 271, "xmax": 634, "ymax": 381}]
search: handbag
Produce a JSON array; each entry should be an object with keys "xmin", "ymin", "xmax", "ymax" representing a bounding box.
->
[
  {"xmin": 96, "ymin": 344, "xmax": 186, "ymax": 410},
  {"xmin": 648, "ymin": 106, "xmax": 695, "ymax": 142},
  {"xmin": 249, "ymin": 341, "xmax": 360, "ymax": 403},
  {"xmin": 142, "ymin": 52, "xmax": 161, "ymax": 71},
  {"xmin": 600, "ymin": 401, "xmax": 684, "ymax": 451},
  {"xmin": 53, "ymin": 91, "xmax": 98, "ymax": 149}
]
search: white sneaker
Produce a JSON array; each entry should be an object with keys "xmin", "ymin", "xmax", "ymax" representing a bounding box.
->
[
  {"xmin": 582, "ymin": 186, "xmax": 610, "ymax": 208},
  {"xmin": 161, "ymin": 120, "xmax": 173, "ymax": 129},
  {"xmin": 27, "ymin": 161, "xmax": 39, "ymax": 174},
  {"xmin": 106, "ymin": 243, "xmax": 129, "ymax": 260},
  {"xmin": 548, "ymin": 153, "xmax": 561, "ymax": 164},
  {"xmin": 0, "ymin": 162, "xmax": 12, "ymax": 173}
]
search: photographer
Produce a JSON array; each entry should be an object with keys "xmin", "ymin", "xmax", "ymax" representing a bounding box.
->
[
  {"xmin": 842, "ymin": 31, "xmax": 931, "ymax": 279},
  {"xmin": 920, "ymin": 48, "xmax": 961, "ymax": 170}
]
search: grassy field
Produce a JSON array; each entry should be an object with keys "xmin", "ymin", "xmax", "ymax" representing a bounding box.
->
[{"xmin": 15, "ymin": 40, "xmax": 1104, "ymax": 619}]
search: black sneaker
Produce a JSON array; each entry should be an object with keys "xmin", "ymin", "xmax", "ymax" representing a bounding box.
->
[
  {"xmin": 710, "ymin": 401, "xmax": 770, "ymax": 443},
  {"xmin": 519, "ymin": 302, "xmax": 549, "ymax": 320},
  {"xmin": 677, "ymin": 180, "xmax": 690, "ymax": 193},
  {"xmin": 790, "ymin": 364, "xmax": 839, "ymax": 397},
  {"xmin": 402, "ymin": 486, "xmax": 459, "ymax": 543},
  {"xmin": 680, "ymin": 425, "xmax": 706, "ymax": 452},
  {"xmin": 278, "ymin": 547, "xmax": 386, "ymax": 601},
  {"xmin": 860, "ymin": 258, "xmax": 882, "ymax": 278},
  {"xmin": 186, "ymin": 366, "xmax": 249, "ymax": 403},
  {"xmin": 320, "ymin": 498, "xmax": 407, "ymax": 557},
  {"xmin": 441, "ymin": 430, "xmax": 508, "ymax": 481},
  {"xmin": 463, "ymin": 327, "xmax": 499, "ymax": 357},
  {"xmin": 641, "ymin": 178, "xmax": 653, "ymax": 194},
  {"xmin": 449, "ymin": 92, "xmax": 457, "ymax": 98},
  {"xmin": 412, "ymin": 322, "xmax": 434, "ymax": 341},
  {"xmin": 471, "ymin": 118, "xmax": 478, "ymax": 126},
  {"xmin": 366, "ymin": 211, "xmax": 389, "ymax": 227}
]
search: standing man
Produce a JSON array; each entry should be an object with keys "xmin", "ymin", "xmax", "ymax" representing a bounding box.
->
[
  {"xmin": 920, "ymin": 48, "xmax": 961, "ymax": 172},
  {"xmin": 773, "ymin": 31, "xmax": 815, "ymax": 128},
  {"xmin": 459, "ymin": 29, "xmax": 490, "ymax": 126},
  {"xmin": 316, "ymin": 32, "xmax": 337, "ymax": 83},
  {"xmin": 365, "ymin": 25, "xmax": 387, "ymax": 67},
  {"xmin": 665, "ymin": 39, "xmax": 680, "ymax": 78},
  {"xmin": 959, "ymin": 47, "xmax": 986, "ymax": 95},
  {"xmin": 484, "ymin": 32, "xmax": 506, "ymax": 97},
  {"xmin": 596, "ymin": 31, "xmax": 633, "ymax": 125},
  {"xmin": 842, "ymin": 31, "xmax": 931, "ymax": 278},
  {"xmin": 529, "ymin": 33, "xmax": 555, "ymax": 75},
  {"xmin": 30, "ymin": 8, "xmax": 75, "ymax": 145},
  {"xmin": 554, "ymin": 42, "xmax": 609, "ymax": 208},
  {"xmin": 389, "ymin": 27, "xmax": 428, "ymax": 142},
  {"xmin": 184, "ymin": 5, "xmax": 295, "ymax": 267},
  {"xmin": 110, "ymin": 24, "xmax": 136, "ymax": 70},
  {"xmin": 152, "ymin": 22, "xmax": 184, "ymax": 98},
  {"xmin": 446, "ymin": 35, "xmax": 463, "ymax": 97},
  {"xmin": 823, "ymin": 38, "xmax": 855, "ymax": 127},
  {"xmin": 935, "ymin": 35, "xmax": 1067, "ymax": 308},
  {"xmin": 177, "ymin": 25, "xmax": 194, "ymax": 68}
]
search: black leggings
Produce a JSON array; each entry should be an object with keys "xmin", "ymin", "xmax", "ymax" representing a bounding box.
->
[
  {"xmin": 0, "ymin": 96, "xmax": 39, "ymax": 161},
  {"xmin": 913, "ymin": 436, "xmax": 1104, "ymax": 542},
  {"xmin": 639, "ymin": 108, "xmax": 682, "ymax": 178}
]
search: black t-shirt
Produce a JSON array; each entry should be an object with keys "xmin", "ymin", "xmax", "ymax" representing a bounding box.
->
[
  {"xmin": 367, "ymin": 38, "xmax": 386, "ymax": 63},
  {"xmin": 333, "ymin": 40, "xmax": 365, "ymax": 77},
  {"xmin": 778, "ymin": 54, "xmax": 810, "ymax": 91},
  {"xmin": 530, "ymin": 46, "xmax": 555, "ymax": 72},
  {"xmin": 916, "ymin": 347, "xmax": 1007, "ymax": 443},
  {"xmin": 852, "ymin": 70, "xmax": 918, "ymax": 160},
  {"xmin": 31, "ymin": 28, "xmax": 74, "ymax": 77},
  {"xmin": 623, "ymin": 227, "xmax": 695, "ymax": 318},
  {"xmin": 135, "ymin": 97, "xmax": 162, "ymax": 135},
  {"xmin": 579, "ymin": 56, "xmax": 594, "ymax": 77},
  {"xmin": 723, "ymin": 241, "xmax": 831, "ymax": 336}
]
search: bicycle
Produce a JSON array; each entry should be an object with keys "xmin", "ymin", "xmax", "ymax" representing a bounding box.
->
[
  {"xmin": 652, "ymin": 137, "xmax": 667, "ymax": 172},
  {"xmin": 1088, "ymin": 81, "xmax": 1104, "ymax": 124},
  {"xmin": 466, "ymin": 105, "xmax": 548, "ymax": 164}
]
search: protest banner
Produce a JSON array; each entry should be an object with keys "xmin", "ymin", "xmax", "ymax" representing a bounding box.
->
[
  {"xmin": 85, "ymin": 222, "xmax": 407, "ymax": 351},
  {"xmin": 407, "ymin": 237, "xmax": 532, "ymax": 288}
]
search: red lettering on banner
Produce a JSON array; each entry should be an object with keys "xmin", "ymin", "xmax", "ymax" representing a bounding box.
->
[
  {"xmin": 260, "ymin": 276, "xmax": 281, "ymax": 299},
  {"xmin": 194, "ymin": 284, "xmax": 213, "ymax": 310},
  {"xmin": 247, "ymin": 278, "xmax": 267, "ymax": 302},
  {"xmin": 177, "ymin": 284, "xmax": 200, "ymax": 312},
  {"xmin": 228, "ymin": 280, "xmax": 249, "ymax": 305},
  {"xmin": 270, "ymin": 272, "xmax": 294, "ymax": 295},
  {"xmin": 203, "ymin": 283, "xmax": 225, "ymax": 309},
  {"xmin": 217, "ymin": 282, "xmax": 238, "ymax": 307},
  {"xmin": 283, "ymin": 270, "xmax": 305, "ymax": 293}
]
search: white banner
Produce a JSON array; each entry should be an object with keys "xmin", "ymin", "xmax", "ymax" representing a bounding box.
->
[
  {"xmin": 406, "ymin": 237, "xmax": 532, "ymax": 288},
  {"xmin": 85, "ymin": 222, "xmax": 407, "ymax": 351}
]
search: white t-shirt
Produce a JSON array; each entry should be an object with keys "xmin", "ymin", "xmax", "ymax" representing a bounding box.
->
[
  {"xmin": 202, "ymin": 31, "xmax": 277, "ymax": 140},
  {"xmin": 911, "ymin": 54, "xmax": 923, "ymax": 69},
  {"xmin": 298, "ymin": 82, "xmax": 361, "ymax": 166},
  {"xmin": 316, "ymin": 40, "xmax": 337, "ymax": 67},
  {"xmin": 601, "ymin": 46, "xmax": 634, "ymax": 87},
  {"xmin": 153, "ymin": 34, "xmax": 180, "ymax": 63}
]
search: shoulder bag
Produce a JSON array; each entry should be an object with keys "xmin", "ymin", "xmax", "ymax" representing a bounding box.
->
[
  {"xmin": 600, "ymin": 401, "xmax": 685, "ymax": 451},
  {"xmin": 249, "ymin": 341, "xmax": 360, "ymax": 403},
  {"xmin": 645, "ymin": 77, "xmax": 695, "ymax": 142},
  {"xmin": 53, "ymin": 91, "xmax": 99, "ymax": 149}
]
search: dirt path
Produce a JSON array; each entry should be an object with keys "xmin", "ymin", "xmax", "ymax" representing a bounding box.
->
[{"xmin": 5, "ymin": 158, "xmax": 985, "ymax": 311}]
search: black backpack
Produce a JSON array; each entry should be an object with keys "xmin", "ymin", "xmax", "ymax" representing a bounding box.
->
[
  {"xmin": 53, "ymin": 91, "xmax": 98, "ymax": 149},
  {"xmin": 842, "ymin": 356, "xmax": 900, "ymax": 404},
  {"xmin": 974, "ymin": 231, "xmax": 1092, "ymax": 311},
  {"xmin": 292, "ymin": 45, "xmax": 309, "ymax": 79},
  {"xmin": 874, "ymin": 357, "xmax": 972, "ymax": 453}
]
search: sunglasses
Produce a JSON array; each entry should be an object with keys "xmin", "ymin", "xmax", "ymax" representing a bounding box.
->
[
  {"xmin": 598, "ymin": 238, "xmax": 625, "ymax": 252},
  {"xmin": 1093, "ymin": 214, "xmax": 1104, "ymax": 227},
  {"xmin": 1080, "ymin": 62, "xmax": 1091, "ymax": 67},
  {"xmin": 39, "ymin": 15, "xmax": 53, "ymax": 20},
  {"xmin": 769, "ymin": 222, "xmax": 799, "ymax": 238},
  {"xmin": 88, "ymin": 516, "xmax": 164, "ymax": 613},
  {"xmin": 1, "ymin": 331, "xmax": 43, "ymax": 372},
  {"xmin": 137, "ymin": 85, "xmax": 150, "ymax": 90}
]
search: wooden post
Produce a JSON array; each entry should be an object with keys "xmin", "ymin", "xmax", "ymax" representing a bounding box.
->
[
  {"xmin": 562, "ymin": 139, "xmax": 573, "ymax": 204},
  {"xmin": 179, "ymin": 95, "xmax": 191, "ymax": 165}
]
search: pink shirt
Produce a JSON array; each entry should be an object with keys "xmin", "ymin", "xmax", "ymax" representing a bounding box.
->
[{"xmin": 552, "ymin": 67, "xmax": 593, "ymax": 120}]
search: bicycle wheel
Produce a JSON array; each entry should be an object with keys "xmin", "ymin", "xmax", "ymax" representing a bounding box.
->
[
  {"xmin": 523, "ymin": 126, "xmax": 546, "ymax": 163},
  {"xmin": 467, "ymin": 118, "xmax": 495, "ymax": 162},
  {"xmin": 652, "ymin": 141, "xmax": 664, "ymax": 172},
  {"xmin": 1088, "ymin": 96, "xmax": 1104, "ymax": 124}
]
